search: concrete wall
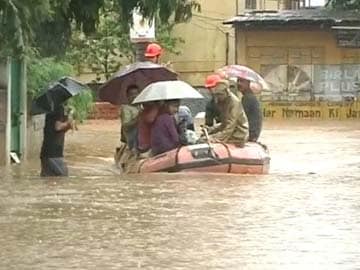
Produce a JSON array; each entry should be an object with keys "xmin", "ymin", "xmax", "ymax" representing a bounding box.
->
[
  {"xmin": 262, "ymin": 100, "xmax": 360, "ymax": 120},
  {"xmin": 163, "ymin": 0, "xmax": 238, "ymax": 86},
  {"xmin": 76, "ymin": 0, "xmax": 289, "ymax": 86},
  {"xmin": 164, "ymin": 0, "xmax": 293, "ymax": 86},
  {"xmin": 235, "ymin": 29, "xmax": 360, "ymax": 101},
  {"xmin": 26, "ymin": 115, "xmax": 45, "ymax": 160},
  {"xmin": 242, "ymin": 0, "xmax": 282, "ymax": 11},
  {"xmin": 237, "ymin": 29, "xmax": 360, "ymax": 69}
]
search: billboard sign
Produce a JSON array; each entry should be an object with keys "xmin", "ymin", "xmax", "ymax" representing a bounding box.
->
[{"xmin": 130, "ymin": 9, "xmax": 155, "ymax": 43}]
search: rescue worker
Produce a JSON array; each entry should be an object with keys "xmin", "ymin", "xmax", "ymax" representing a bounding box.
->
[
  {"xmin": 207, "ymin": 79, "xmax": 249, "ymax": 147},
  {"xmin": 204, "ymin": 74, "xmax": 222, "ymax": 127},
  {"xmin": 144, "ymin": 43, "xmax": 162, "ymax": 64}
]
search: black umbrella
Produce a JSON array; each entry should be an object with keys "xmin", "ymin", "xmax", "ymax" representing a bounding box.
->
[
  {"xmin": 31, "ymin": 77, "xmax": 88, "ymax": 115},
  {"xmin": 98, "ymin": 61, "xmax": 178, "ymax": 105}
]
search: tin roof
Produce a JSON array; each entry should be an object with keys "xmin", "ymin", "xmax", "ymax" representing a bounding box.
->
[{"xmin": 224, "ymin": 8, "xmax": 360, "ymax": 29}]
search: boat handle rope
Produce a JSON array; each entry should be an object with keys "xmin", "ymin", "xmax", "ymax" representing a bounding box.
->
[{"xmin": 201, "ymin": 127, "xmax": 221, "ymax": 162}]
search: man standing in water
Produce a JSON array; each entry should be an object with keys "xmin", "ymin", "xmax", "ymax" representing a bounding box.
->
[{"xmin": 40, "ymin": 104, "xmax": 73, "ymax": 177}]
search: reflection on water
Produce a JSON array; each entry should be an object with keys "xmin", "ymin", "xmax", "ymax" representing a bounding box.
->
[{"xmin": 1, "ymin": 120, "xmax": 360, "ymax": 269}]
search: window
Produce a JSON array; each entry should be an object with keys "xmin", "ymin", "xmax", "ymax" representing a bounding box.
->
[{"xmin": 245, "ymin": 0, "xmax": 257, "ymax": 9}]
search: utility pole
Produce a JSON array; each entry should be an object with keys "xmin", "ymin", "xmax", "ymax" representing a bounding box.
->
[
  {"xmin": 235, "ymin": 0, "xmax": 239, "ymax": 64},
  {"xmin": 134, "ymin": 42, "xmax": 148, "ymax": 62},
  {"xmin": 226, "ymin": 32, "xmax": 230, "ymax": 65}
]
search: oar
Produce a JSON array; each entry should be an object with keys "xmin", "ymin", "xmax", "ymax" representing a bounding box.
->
[{"xmin": 201, "ymin": 126, "xmax": 220, "ymax": 160}]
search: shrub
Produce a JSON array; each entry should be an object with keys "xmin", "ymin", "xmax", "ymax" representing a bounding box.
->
[{"xmin": 27, "ymin": 57, "xmax": 94, "ymax": 121}]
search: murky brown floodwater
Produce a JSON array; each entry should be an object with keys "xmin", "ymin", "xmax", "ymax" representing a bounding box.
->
[{"xmin": 1, "ymin": 120, "xmax": 360, "ymax": 269}]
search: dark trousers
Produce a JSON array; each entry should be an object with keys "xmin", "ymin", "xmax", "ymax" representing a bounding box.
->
[{"xmin": 41, "ymin": 157, "xmax": 68, "ymax": 177}]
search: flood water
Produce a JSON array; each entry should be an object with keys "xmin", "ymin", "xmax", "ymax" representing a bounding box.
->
[{"xmin": 1, "ymin": 120, "xmax": 360, "ymax": 269}]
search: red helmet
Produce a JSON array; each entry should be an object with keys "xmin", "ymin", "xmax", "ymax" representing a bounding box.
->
[
  {"xmin": 204, "ymin": 74, "xmax": 222, "ymax": 88},
  {"xmin": 145, "ymin": 43, "xmax": 162, "ymax": 57}
]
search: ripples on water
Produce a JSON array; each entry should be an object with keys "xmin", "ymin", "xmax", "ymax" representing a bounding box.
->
[
  {"xmin": 1, "ymin": 172, "xmax": 360, "ymax": 269},
  {"xmin": 1, "ymin": 121, "xmax": 360, "ymax": 269}
]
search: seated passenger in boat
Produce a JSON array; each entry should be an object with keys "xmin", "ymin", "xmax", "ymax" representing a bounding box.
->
[
  {"xmin": 137, "ymin": 101, "xmax": 161, "ymax": 154},
  {"xmin": 207, "ymin": 79, "xmax": 249, "ymax": 147},
  {"xmin": 176, "ymin": 105, "xmax": 199, "ymax": 145},
  {"xmin": 120, "ymin": 85, "xmax": 140, "ymax": 150},
  {"xmin": 236, "ymin": 78, "xmax": 262, "ymax": 142},
  {"xmin": 177, "ymin": 105, "xmax": 194, "ymax": 131},
  {"xmin": 150, "ymin": 100, "xmax": 181, "ymax": 155}
]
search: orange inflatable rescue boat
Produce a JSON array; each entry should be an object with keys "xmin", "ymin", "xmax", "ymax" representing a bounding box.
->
[{"xmin": 132, "ymin": 142, "xmax": 270, "ymax": 174}]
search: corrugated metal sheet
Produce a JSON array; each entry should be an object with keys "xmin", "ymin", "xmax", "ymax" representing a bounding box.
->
[{"xmin": 224, "ymin": 8, "xmax": 360, "ymax": 28}]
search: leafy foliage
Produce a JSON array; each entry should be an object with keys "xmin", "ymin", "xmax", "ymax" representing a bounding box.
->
[
  {"xmin": 34, "ymin": 0, "xmax": 199, "ymax": 57},
  {"xmin": 1, "ymin": 0, "xmax": 198, "ymax": 121},
  {"xmin": 67, "ymin": 2, "xmax": 186, "ymax": 81},
  {"xmin": 0, "ymin": 0, "xmax": 200, "ymax": 57},
  {"xmin": 33, "ymin": 0, "xmax": 106, "ymax": 56},
  {"xmin": 27, "ymin": 56, "xmax": 74, "ymax": 97},
  {"xmin": 27, "ymin": 56, "xmax": 94, "ymax": 121},
  {"xmin": 0, "ymin": 0, "xmax": 50, "ymax": 57},
  {"xmin": 69, "ymin": 0, "xmax": 105, "ymax": 34},
  {"xmin": 1, "ymin": 0, "xmax": 199, "ymax": 57},
  {"xmin": 326, "ymin": 0, "xmax": 360, "ymax": 10},
  {"xmin": 67, "ymin": 2, "xmax": 134, "ymax": 80},
  {"xmin": 66, "ymin": 90, "xmax": 94, "ymax": 123},
  {"xmin": 33, "ymin": 1, "xmax": 72, "ymax": 57},
  {"xmin": 116, "ymin": 0, "xmax": 200, "ymax": 27}
]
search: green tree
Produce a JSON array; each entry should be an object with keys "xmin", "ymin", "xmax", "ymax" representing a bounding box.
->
[
  {"xmin": 1, "ymin": 0, "xmax": 200, "ymax": 57},
  {"xmin": 0, "ymin": 0, "xmax": 50, "ymax": 57},
  {"xmin": 67, "ymin": 1, "xmax": 133, "ymax": 80},
  {"xmin": 27, "ymin": 56, "xmax": 73, "ymax": 97},
  {"xmin": 68, "ymin": 21, "xmax": 184, "ymax": 81},
  {"xmin": 34, "ymin": 0, "xmax": 106, "ymax": 57},
  {"xmin": 67, "ymin": 1, "xmax": 188, "ymax": 81},
  {"xmin": 34, "ymin": 0, "xmax": 200, "ymax": 57},
  {"xmin": 326, "ymin": 0, "xmax": 360, "ymax": 10},
  {"xmin": 117, "ymin": 0, "xmax": 200, "ymax": 27},
  {"xmin": 27, "ymin": 56, "xmax": 94, "ymax": 122}
]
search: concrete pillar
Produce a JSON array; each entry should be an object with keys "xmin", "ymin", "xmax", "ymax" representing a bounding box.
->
[
  {"xmin": 133, "ymin": 42, "xmax": 149, "ymax": 62},
  {"xmin": 235, "ymin": 29, "xmax": 248, "ymax": 65},
  {"xmin": 8, "ymin": 58, "xmax": 27, "ymax": 163},
  {"xmin": 0, "ymin": 59, "xmax": 10, "ymax": 166},
  {"xmin": 19, "ymin": 60, "xmax": 27, "ymax": 160}
]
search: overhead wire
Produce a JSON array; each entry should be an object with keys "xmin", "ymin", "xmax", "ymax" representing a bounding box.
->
[
  {"xmin": 191, "ymin": 22, "xmax": 235, "ymax": 39},
  {"xmin": 194, "ymin": 16, "xmax": 235, "ymax": 37},
  {"xmin": 196, "ymin": 9, "xmax": 235, "ymax": 17},
  {"xmin": 193, "ymin": 14, "xmax": 226, "ymax": 21}
]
